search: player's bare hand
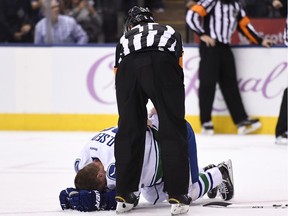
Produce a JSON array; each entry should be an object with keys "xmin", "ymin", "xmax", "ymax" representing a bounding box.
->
[
  {"xmin": 200, "ymin": 35, "xmax": 216, "ymax": 47},
  {"xmin": 262, "ymin": 38, "xmax": 274, "ymax": 48}
]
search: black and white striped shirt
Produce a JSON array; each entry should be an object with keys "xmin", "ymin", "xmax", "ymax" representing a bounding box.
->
[
  {"xmin": 284, "ymin": 17, "xmax": 288, "ymax": 47},
  {"xmin": 186, "ymin": 0, "xmax": 262, "ymax": 44},
  {"xmin": 114, "ymin": 22, "xmax": 183, "ymax": 66}
]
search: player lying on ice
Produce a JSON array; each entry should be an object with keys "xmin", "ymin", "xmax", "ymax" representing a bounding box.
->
[{"xmin": 59, "ymin": 110, "xmax": 234, "ymax": 212}]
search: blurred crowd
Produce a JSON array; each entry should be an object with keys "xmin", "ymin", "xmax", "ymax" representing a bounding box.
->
[
  {"xmin": 240, "ymin": 0, "xmax": 287, "ymax": 18},
  {"xmin": 0, "ymin": 0, "xmax": 286, "ymax": 44},
  {"xmin": 0, "ymin": 0, "xmax": 165, "ymax": 44}
]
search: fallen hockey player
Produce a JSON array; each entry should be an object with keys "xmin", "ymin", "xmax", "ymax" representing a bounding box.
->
[{"xmin": 59, "ymin": 112, "xmax": 234, "ymax": 213}]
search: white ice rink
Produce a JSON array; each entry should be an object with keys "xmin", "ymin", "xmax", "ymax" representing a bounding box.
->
[{"xmin": 0, "ymin": 131, "xmax": 287, "ymax": 216}]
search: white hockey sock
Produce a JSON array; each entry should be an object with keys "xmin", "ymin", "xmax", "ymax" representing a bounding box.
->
[{"xmin": 189, "ymin": 167, "xmax": 222, "ymax": 201}]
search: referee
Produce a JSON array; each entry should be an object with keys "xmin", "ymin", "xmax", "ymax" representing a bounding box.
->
[
  {"xmin": 113, "ymin": 6, "xmax": 191, "ymax": 215},
  {"xmin": 186, "ymin": 0, "xmax": 273, "ymax": 135}
]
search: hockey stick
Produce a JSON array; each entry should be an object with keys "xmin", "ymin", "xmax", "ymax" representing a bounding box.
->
[{"xmin": 203, "ymin": 201, "xmax": 288, "ymax": 209}]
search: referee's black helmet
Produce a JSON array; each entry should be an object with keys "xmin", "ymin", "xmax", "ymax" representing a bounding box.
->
[{"xmin": 123, "ymin": 6, "xmax": 155, "ymax": 33}]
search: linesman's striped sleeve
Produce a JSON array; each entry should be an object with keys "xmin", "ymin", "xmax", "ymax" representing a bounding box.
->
[
  {"xmin": 186, "ymin": 0, "xmax": 215, "ymax": 36},
  {"xmin": 237, "ymin": 8, "xmax": 262, "ymax": 45},
  {"xmin": 284, "ymin": 17, "xmax": 288, "ymax": 47},
  {"xmin": 186, "ymin": 9, "xmax": 204, "ymax": 35}
]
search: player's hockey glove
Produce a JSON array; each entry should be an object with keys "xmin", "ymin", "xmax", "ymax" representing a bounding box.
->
[
  {"xmin": 99, "ymin": 189, "xmax": 117, "ymax": 210},
  {"xmin": 59, "ymin": 188, "xmax": 116, "ymax": 211},
  {"xmin": 59, "ymin": 187, "xmax": 76, "ymax": 210},
  {"xmin": 68, "ymin": 189, "xmax": 100, "ymax": 211}
]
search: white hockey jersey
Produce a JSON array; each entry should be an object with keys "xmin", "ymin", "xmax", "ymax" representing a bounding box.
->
[
  {"xmin": 74, "ymin": 115, "xmax": 162, "ymax": 191},
  {"xmin": 74, "ymin": 114, "xmax": 223, "ymax": 204}
]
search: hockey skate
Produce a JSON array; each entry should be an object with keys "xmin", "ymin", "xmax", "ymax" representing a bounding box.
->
[
  {"xmin": 201, "ymin": 121, "xmax": 214, "ymax": 135},
  {"xmin": 168, "ymin": 194, "xmax": 191, "ymax": 215},
  {"xmin": 207, "ymin": 187, "xmax": 218, "ymax": 199},
  {"xmin": 237, "ymin": 118, "xmax": 261, "ymax": 135},
  {"xmin": 115, "ymin": 192, "xmax": 139, "ymax": 214},
  {"xmin": 203, "ymin": 164, "xmax": 218, "ymax": 198},
  {"xmin": 275, "ymin": 132, "xmax": 288, "ymax": 145},
  {"xmin": 217, "ymin": 159, "xmax": 234, "ymax": 201}
]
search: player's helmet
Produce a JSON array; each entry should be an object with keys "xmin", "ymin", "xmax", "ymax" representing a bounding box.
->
[{"xmin": 123, "ymin": 6, "xmax": 155, "ymax": 33}]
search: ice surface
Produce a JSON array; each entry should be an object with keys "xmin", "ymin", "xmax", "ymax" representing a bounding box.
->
[{"xmin": 0, "ymin": 131, "xmax": 287, "ymax": 216}]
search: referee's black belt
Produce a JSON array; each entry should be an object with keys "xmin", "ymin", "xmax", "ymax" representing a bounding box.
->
[
  {"xmin": 136, "ymin": 46, "xmax": 175, "ymax": 58},
  {"xmin": 138, "ymin": 46, "xmax": 171, "ymax": 53}
]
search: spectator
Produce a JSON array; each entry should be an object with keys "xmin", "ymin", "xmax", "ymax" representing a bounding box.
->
[
  {"xmin": 59, "ymin": 0, "xmax": 70, "ymax": 13},
  {"xmin": 65, "ymin": 0, "xmax": 102, "ymax": 43},
  {"xmin": 272, "ymin": 0, "xmax": 287, "ymax": 17},
  {"xmin": 96, "ymin": 0, "xmax": 122, "ymax": 43},
  {"xmin": 186, "ymin": 0, "xmax": 273, "ymax": 135},
  {"xmin": 244, "ymin": 0, "xmax": 273, "ymax": 17},
  {"xmin": 0, "ymin": 0, "xmax": 34, "ymax": 43},
  {"xmin": 241, "ymin": 0, "xmax": 286, "ymax": 18},
  {"xmin": 121, "ymin": 0, "xmax": 139, "ymax": 13},
  {"xmin": 30, "ymin": 0, "xmax": 44, "ymax": 25},
  {"xmin": 34, "ymin": 0, "xmax": 88, "ymax": 44},
  {"xmin": 144, "ymin": 0, "xmax": 165, "ymax": 13}
]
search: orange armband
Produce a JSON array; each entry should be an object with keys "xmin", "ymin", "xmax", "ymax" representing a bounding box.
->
[
  {"xmin": 179, "ymin": 55, "xmax": 183, "ymax": 68},
  {"xmin": 191, "ymin": 5, "xmax": 207, "ymax": 17},
  {"xmin": 239, "ymin": 16, "xmax": 258, "ymax": 44}
]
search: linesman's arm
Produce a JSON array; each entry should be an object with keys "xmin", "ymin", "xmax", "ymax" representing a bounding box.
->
[
  {"xmin": 185, "ymin": 0, "xmax": 215, "ymax": 36},
  {"xmin": 237, "ymin": 7, "xmax": 273, "ymax": 47},
  {"xmin": 237, "ymin": 12, "xmax": 262, "ymax": 45},
  {"xmin": 186, "ymin": 5, "xmax": 206, "ymax": 36},
  {"xmin": 185, "ymin": 1, "xmax": 216, "ymax": 47}
]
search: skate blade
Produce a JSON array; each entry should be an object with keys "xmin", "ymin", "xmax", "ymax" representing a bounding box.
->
[
  {"xmin": 116, "ymin": 202, "xmax": 134, "ymax": 214},
  {"xmin": 171, "ymin": 204, "xmax": 189, "ymax": 215},
  {"xmin": 238, "ymin": 122, "xmax": 261, "ymax": 135},
  {"xmin": 225, "ymin": 159, "xmax": 234, "ymax": 184}
]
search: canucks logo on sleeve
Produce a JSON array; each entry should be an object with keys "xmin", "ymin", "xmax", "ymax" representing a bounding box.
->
[{"xmin": 107, "ymin": 163, "xmax": 116, "ymax": 180}]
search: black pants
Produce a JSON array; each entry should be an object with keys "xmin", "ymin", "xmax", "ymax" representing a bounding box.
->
[
  {"xmin": 275, "ymin": 87, "xmax": 287, "ymax": 137},
  {"xmin": 115, "ymin": 50, "xmax": 189, "ymax": 196},
  {"xmin": 199, "ymin": 41, "xmax": 248, "ymax": 125}
]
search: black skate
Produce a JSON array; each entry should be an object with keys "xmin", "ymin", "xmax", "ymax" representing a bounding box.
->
[
  {"xmin": 201, "ymin": 121, "xmax": 214, "ymax": 135},
  {"xmin": 217, "ymin": 159, "xmax": 234, "ymax": 201},
  {"xmin": 237, "ymin": 118, "xmax": 261, "ymax": 135}
]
